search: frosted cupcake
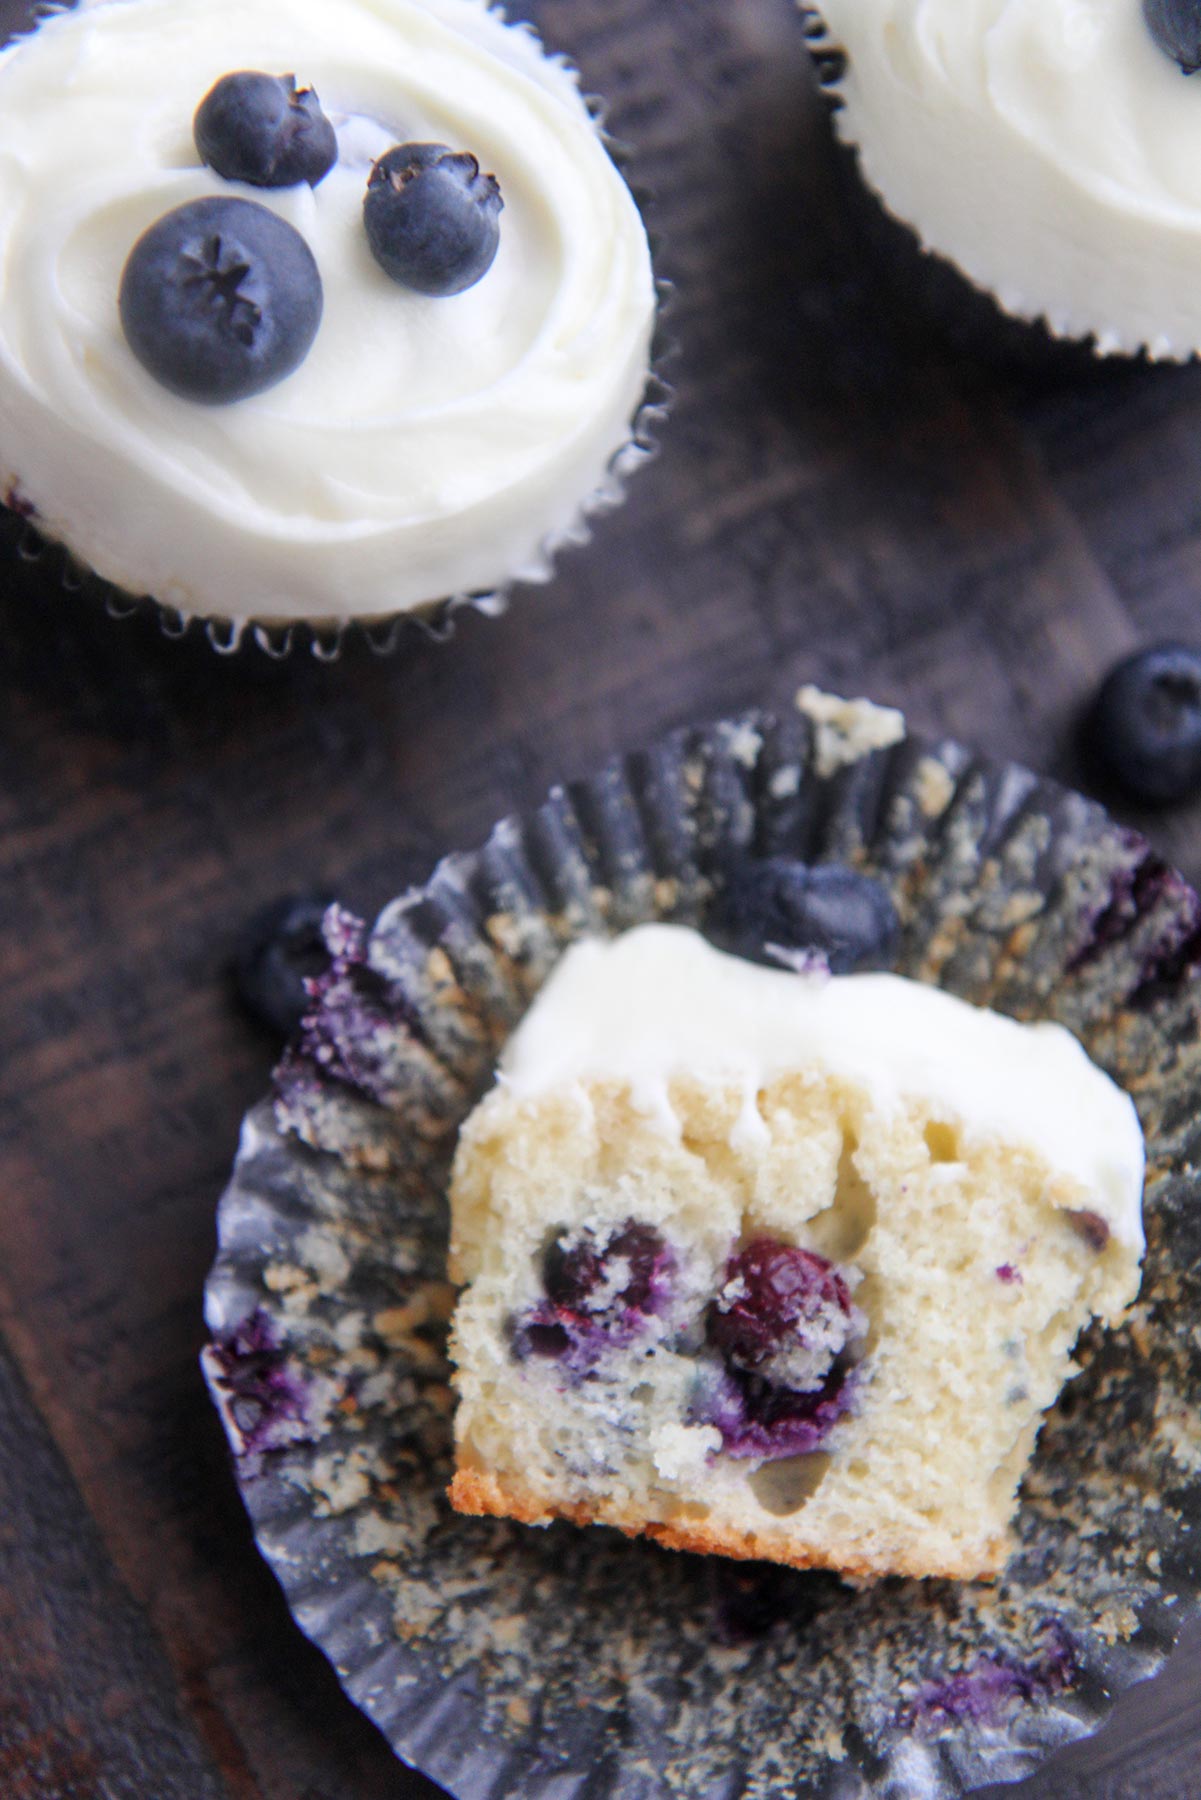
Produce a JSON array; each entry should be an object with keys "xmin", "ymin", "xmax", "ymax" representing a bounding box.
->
[
  {"xmin": 448, "ymin": 925, "xmax": 1145, "ymax": 1581},
  {"xmin": 0, "ymin": 0, "xmax": 660, "ymax": 641},
  {"xmin": 808, "ymin": 0, "xmax": 1201, "ymax": 358}
]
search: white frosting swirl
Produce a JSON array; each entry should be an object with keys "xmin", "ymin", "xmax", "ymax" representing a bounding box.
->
[
  {"xmin": 0, "ymin": 0, "xmax": 656, "ymax": 622},
  {"xmin": 819, "ymin": 0, "xmax": 1201, "ymax": 355}
]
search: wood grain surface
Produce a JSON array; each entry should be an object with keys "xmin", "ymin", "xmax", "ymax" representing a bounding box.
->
[{"xmin": 1, "ymin": 1, "xmax": 1200, "ymax": 1795}]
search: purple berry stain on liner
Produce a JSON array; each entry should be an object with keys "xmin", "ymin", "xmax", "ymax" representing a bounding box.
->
[
  {"xmin": 1064, "ymin": 840, "xmax": 1201, "ymax": 1007},
  {"xmin": 272, "ymin": 904, "xmax": 426, "ymax": 1114},
  {"xmin": 207, "ymin": 1309, "xmax": 309, "ymax": 1460},
  {"xmin": 902, "ymin": 1621, "xmax": 1080, "ymax": 1733},
  {"xmin": 996, "ymin": 1264, "xmax": 1022, "ymax": 1285}
]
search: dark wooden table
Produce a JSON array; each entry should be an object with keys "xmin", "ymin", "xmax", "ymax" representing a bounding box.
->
[{"xmin": 2, "ymin": 2, "xmax": 1201, "ymax": 1795}]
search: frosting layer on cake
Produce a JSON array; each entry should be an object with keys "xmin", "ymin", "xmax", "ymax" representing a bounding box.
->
[
  {"xmin": 0, "ymin": 0, "xmax": 656, "ymax": 622},
  {"xmin": 818, "ymin": 0, "xmax": 1201, "ymax": 356},
  {"xmin": 450, "ymin": 924, "xmax": 1146, "ymax": 1578},
  {"xmin": 499, "ymin": 925, "xmax": 1146, "ymax": 1251}
]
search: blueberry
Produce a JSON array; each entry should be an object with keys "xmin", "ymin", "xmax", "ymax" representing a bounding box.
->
[
  {"xmin": 709, "ymin": 1239, "xmax": 859, "ymax": 1391},
  {"xmin": 509, "ymin": 1219, "xmax": 673, "ymax": 1374},
  {"xmin": 195, "ymin": 72, "xmax": 338, "ymax": 188},
  {"xmin": 544, "ymin": 1220, "xmax": 671, "ymax": 1316},
  {"xmin": 1144, "ymin": 0, "xmax": 1201, "ymax": 73},
  {"xmin": 233, "ymin": 892, "xmax": 333, "ymax": 1038},
  {"xmin": 120, "ymin": 197, "xmax": 323, "ymax": 404},
  {"xmin": 363, "ymin": 143, "xmax": 502, "ymax": 295},
  {"xmin": 690, "ymin": 1358, "xmax": 855, "ymax": 1463},
  {"xmin": 1083, "ymin": 645, "xmax": 1201, "ymax": 804},
  {"xmin": 710, "ymin": 860, "xmax": 899, "ymax": 974}
]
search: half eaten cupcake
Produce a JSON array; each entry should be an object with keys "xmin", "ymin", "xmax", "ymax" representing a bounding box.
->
[{"xmin": 448, "ymin": 924, "xmax": 1145, "ymax": 1581}]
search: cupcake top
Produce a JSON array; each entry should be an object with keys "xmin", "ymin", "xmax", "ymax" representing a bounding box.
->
[
  {"xmin": 818, "ymin": 0, "xmax": 1201, "ymax": 355},
  {"xmin": 499, "ymin": 925, "xmax": 1147, "ymax": 1250},
  {"xmin": 0, "ymin": 0, "xmax": 656, "ymax": 624}
]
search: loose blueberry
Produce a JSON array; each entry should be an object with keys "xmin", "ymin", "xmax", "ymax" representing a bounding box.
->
[
  {"xmin": 233, "ymin": 892, "xmax": 334, "ymax": 1039},
  {"xmin": 1144, "ymin": 0, "xmax": 1201, "ymax": 73},
  {"xmin": 195, "ymin": 72, "xmax": 338, "ymax": 188},
  {"xmin": 120, "ymin": 197, "xmax": 323, "ymax": 404},
  {"xmin": 710, "ymin": 859, "xmax": 899, "ymax": 974},
  {"xmin": 1082, "ymin": 644, "xmax": 1201, "ymax": 804},
  {"xmin": 363, "ymin": 143, "xmax": 502, "ymax": 295}
]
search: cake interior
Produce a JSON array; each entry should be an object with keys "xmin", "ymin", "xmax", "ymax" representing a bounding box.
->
[{"xmin": 449, "ymin": 1069, "xmax": 1140, "ymax": 1582}]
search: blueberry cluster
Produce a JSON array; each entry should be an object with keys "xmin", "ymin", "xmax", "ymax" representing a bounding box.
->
[
  {"xmin": 509, "ymin": 1220, "xmax": 866, "ymax": 1466},
  {"xmin": 120, "ymin": 70, "xmax": 503, "ymax": 406},
  {"xmin": 695, "ymin": 1239, "xmax": 864, "ymax": 1462}
]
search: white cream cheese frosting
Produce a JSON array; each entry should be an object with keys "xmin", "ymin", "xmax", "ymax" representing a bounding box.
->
[
  {"xmin": 0, "ymin": 0, "xmax": 656, "ymax": 623},
  {"xmin": 499, "ymin": 924, "xmax": 1147, "ymax": 1252},
  {"xmin": 818, "ymin": 0, "xmax": 1201, "ymax": 356}
]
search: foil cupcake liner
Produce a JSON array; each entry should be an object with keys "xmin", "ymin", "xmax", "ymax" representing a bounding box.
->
[
  {"xmin": 0, "ymin": 4, "xmax": 673, "ymax": 660},
  {"xmin": 205, "ymin": 693, "xmax": 1201, "ymax": 1800},
  {"xmin": 798, "ymin": 7, "xmax": 1141, "ymax": 370}
]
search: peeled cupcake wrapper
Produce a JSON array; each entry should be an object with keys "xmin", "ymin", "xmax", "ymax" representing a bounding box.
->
[
  {"xmin": 0, "ymin": 11, "xmax": 674, "ymax": 661},
  {"xmin": 204, "ymin": 690, "xmax": 1201, "ymax": 1800}
]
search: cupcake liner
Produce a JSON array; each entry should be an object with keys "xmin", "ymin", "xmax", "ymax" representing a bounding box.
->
[
  {"xmin": 205, "ymin": 693, "xmax": 1201, "ymax": 1800},
  {"xmin": 0, "ymin": 4, "xmax": 673, "ymax": 659},
  {"xmin": 798, "ymin": 8, "xmax": 1140, "ymax": 371}
]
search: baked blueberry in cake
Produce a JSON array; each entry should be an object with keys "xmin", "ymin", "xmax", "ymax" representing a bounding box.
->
[
  {"xmin": 0, "ymin": 0, "xmax": 658, "ymax": 630},
  {"xmin": 448, "ymin": 925, "xmax": 1145, "ymax": 1580},
  {"xmin": 809, "ymin": 0, "xmax": 1201, "ymax": 358}
]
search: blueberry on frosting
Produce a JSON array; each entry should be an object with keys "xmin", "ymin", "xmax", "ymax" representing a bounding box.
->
[
  {"xmin": 364, "ymin": 143, "xmax": 502, "ymax": 295},
  {"xmin": 119, "ymin": 197, "xmax": 323, "ymax": 404},
  {"xmin": 195, "ymin": 72, "xmax": 338, "ymax": 188},
  {"xmin": 1144, "ymin": 0, "xmax": 1201, "ymax": 74}
]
